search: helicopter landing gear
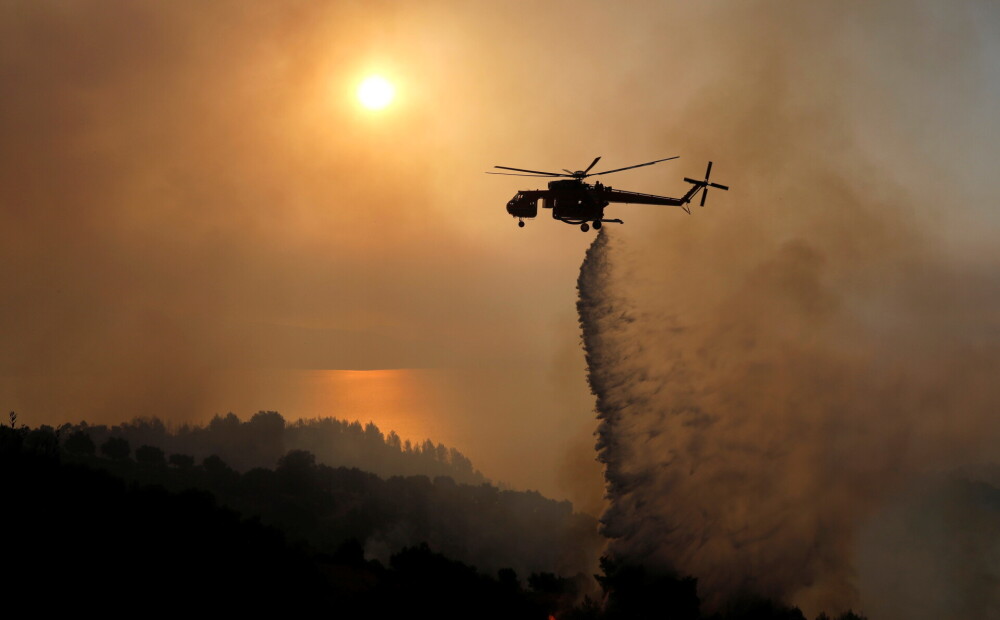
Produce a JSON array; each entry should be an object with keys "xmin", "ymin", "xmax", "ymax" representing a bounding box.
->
[
  {"xmin": 518, "ymin": 220, "xmax": 525, "ymax": 228},
  {"xmin": 593, "ymin": 220, "xmax": 602, "ymax": 230},
  {"xmin": 580, "ymin": 223, "xmax": 590, "ymax": 232}
]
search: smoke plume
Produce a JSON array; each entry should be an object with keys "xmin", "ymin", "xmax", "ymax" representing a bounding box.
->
[
  {"xmin": 573, "ymin": 3, "xmax": 1000, "ymax": 616},
  {"xmin": 578, "ymin": 213, "xmax": 1000, "ymax": 617}
]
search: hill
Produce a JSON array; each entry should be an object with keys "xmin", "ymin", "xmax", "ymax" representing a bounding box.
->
[
  {"xmin": 60, "ymin": 411, "xmax": 486, "ymax": 484},
  {"xmin": 52, "ymin": 415, "xmax": 598, "ymax": 578}
]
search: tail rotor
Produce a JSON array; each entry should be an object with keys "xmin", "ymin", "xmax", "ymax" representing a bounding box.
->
[{"xmin": 684, "ymin": 161, "xmax": 729, "ymax": 209}]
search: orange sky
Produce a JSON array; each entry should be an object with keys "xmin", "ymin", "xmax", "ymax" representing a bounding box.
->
[{"xmin": 2, "ymin": 1, "xmax": 999, "ymax": 508}]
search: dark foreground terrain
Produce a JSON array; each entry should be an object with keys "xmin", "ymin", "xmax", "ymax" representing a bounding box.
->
[{"xmin": 4, "ymin": 419, "xmax": 868, "ymax": 619}]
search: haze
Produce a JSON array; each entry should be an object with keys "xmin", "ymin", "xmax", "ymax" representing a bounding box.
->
[{"xmin": 3, "ymin": 0, "xmax": 999, "ymax": 528}]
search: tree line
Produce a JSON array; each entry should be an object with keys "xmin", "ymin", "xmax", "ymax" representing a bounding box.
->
[{"xmin": 56, "ymin": 410, "xmax": 485, "ymax": 484}]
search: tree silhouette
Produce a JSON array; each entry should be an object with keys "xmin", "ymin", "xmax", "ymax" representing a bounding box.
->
[
  {"xmin": 135, "ymin": 444, "xmax": 166, "ymax": 466},
  {"xmin": 714, "ymin": 596, "xmax": 807, "ymax": 620},
  {"xmin": 276, "ymin": 449, "xmax": 317, "ymax": 474},
  {"xmin": 64, "ymin": 430, "xmax": 96, "ymax": 456},
  {"xmin": 596, "ymin": 556, "xmax": 700, "ymax": 620},
  {"xmin": 100, "ymin": 436, "xmax": 130, "ymax": 460},
  {"xmin": 168, "ymin": 453, "xmax": 194, "ymax": 468},
  {"xmin": 24, "ymin": 426, "xmax": 60, "ymax": 457},
  {"xmin": 202, "ymin": 454, "xmax": 233, "ymax": 474}
]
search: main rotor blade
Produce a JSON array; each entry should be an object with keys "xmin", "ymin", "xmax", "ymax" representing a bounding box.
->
[
  {"xmin": 705, "ymin": 161, "xmax": 713, "ymax": 178},
  {"xmin": 486, "ymin": 172, "xmax": 562, "ymax": 177},
  {"xmin": 588, "ymin": 156, "xmax": 680, "ymax": 177},
  {"xmin": 583, "ymin": 156, "xmax": 602, "ymax": 175},
  {"xmin": 700, "ymin": 187, "xmax": 708, "ymax": 207},
  {"xmin": 494, "ymin": 165, "xmax": 565, "ymax": 176},
  {"xmin": 709, "ymin": 182, "xmax": 729, "ymax": 190}
]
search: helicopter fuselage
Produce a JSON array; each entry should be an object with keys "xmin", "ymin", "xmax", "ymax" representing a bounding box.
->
[{"xmin": 506, "ymin": 179, "xmax": 610, "ymax": 225}]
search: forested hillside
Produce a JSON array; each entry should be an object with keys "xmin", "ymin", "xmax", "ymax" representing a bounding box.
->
[
  {"xmin": 51, "ymin": 416, "xmax": 598, "ymax": 578},
  {"xmin": 60, "ymin": 411, "xmax": 485, "ymax": 484}
]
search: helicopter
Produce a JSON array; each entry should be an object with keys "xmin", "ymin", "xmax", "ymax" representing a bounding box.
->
[{"xmin": 487, "ymin": 156, "xmax": 729, "ymax": 231}]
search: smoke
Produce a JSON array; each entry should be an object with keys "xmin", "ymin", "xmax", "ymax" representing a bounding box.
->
[
  {"xmin": 573, "ymin": 2, "xmax": 1000, "ymax": 616},
  {"xmin": 0, "ymin": 1, "xmax": 562, "ymax": 430},
  {"xmin": 856, "ymin": 472, "xmax": 1000, "ymax": 619},
  {"xmin": 578, "ymin": 221, "xmax": 1000, "ymax": 615}
]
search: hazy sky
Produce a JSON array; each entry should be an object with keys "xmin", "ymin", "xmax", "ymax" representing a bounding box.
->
[{"xmin": 3, "ymin": 1, "xmax": 999, "ymax": 507}]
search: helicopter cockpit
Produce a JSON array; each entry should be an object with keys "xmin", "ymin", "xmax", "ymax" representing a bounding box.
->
[{"xmin": 506, "ymin": 193, "xmax": 538, "ymax": 219}]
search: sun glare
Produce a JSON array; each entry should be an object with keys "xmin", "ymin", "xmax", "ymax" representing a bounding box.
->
[{"xmin": 357, "ymin": 75, "xmax": 395, "ymax": 110}]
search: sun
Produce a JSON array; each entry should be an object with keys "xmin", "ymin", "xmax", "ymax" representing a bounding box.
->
[{"xmin": 357, "ymin": 75, "xmax": 395, "ymax": 110}]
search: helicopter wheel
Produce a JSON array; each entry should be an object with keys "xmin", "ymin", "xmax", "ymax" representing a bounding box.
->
[
  {"xmin": 593, "ymin": 220, "xmax": 602, "ymax": 230},
  {"xmin": 518, "ymin": 220, "xmax": 525, "ymax": 228},
  {"xmin": 580, "ymin": 223, "xmax": 590, "ymax": 232}
]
